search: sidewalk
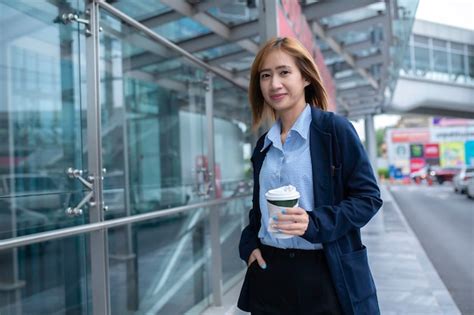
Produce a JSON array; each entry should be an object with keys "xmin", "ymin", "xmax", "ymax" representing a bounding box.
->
[{"xmin": 201, "ymin": 185, "xmax": 461, "ymax": 315}]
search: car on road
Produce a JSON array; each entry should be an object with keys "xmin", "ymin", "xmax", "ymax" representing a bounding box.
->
[
  {"xmin": 453, "ymin": 166, "xmax": 474, "ymax": 193},
  {"xmin": 466, "ymin": 177, "xmax": 474, "ymax": 199},
  {"xmin": 410, "ymin": 165, "xmax": 441, "ymax": 184},
  {"xmin": 430, "ymin": 166, "xmax": 460, "ymax": 184}
]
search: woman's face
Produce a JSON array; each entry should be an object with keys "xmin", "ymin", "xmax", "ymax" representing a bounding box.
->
[{"xmin": 259, "ymin": 49, "xmax": 308, "ymax": 115}]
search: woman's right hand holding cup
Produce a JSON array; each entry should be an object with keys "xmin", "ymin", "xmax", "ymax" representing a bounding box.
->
[{"xmin": 248, "ymin": 248, "xmax": 267, "ymax": 269}]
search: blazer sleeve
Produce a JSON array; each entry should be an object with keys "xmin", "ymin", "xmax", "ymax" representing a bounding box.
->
[
  {"xmin": 238, "ymin": 140, "xmax": 264, "ymax": 263},
  {"xmin": 302, "ymin": 115, "xmax": 383, "ymax": 244}
]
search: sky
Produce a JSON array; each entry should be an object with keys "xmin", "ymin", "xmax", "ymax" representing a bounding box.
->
[
  {"xmin": 416, "ymin": 0, "xmax": 474, "ymax": 30},
  {"xmin": 353, "ymin": 0, "xmax": 474, "ymax": 140}
]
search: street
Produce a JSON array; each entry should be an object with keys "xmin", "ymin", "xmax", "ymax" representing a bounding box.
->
[{"xmin": 389, "ymin": 184, "xmax": 474, "ymax": 314}]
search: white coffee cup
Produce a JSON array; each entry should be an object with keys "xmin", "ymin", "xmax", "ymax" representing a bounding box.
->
[{"xmin": 265, "ymin": 185, "xmax": 300, "ymax": 239}]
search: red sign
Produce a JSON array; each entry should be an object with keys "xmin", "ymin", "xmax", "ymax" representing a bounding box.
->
[
  {"xmin": 410, "ymin": 158, "xmax": 425, "ymax": 173},
  {"xmin": 391, "ymin": 129, "xmax": 430, "ymax": 143},
  {"xmin": 424, "ymin": 143, "xmax": 439, "ymax": 159}
]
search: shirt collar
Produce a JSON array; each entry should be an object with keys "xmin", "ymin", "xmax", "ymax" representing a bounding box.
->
[{"xmin": 261, "ymin": 104, "xmax": 311, "ymax": 152}]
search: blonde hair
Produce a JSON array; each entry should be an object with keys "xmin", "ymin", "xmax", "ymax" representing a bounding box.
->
[{"xmin": 249, "ymin": 37, "xmax": 329, "ymax": 130}]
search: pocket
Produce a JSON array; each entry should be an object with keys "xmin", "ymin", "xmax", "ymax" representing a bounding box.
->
[
  {"xmin": 247, "ymin": 259, "xmax": 258, "ymax": 270},
  {"xmin": 340, "ymin": 245, "xmax": 376, "ymax": 302}
]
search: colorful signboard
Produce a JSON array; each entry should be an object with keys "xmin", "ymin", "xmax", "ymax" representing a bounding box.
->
[
  {"xmin": 424, "ymin": 143, "xmax": 439, "ymax": 158},
  {"xmin": 410, "ymin": 158, "xmax": 425, "ymax": 173},
  {"xmin": 440, "ymin": 142, "xmax": 465, "ymax": 167},
  {"xmin": 465, "ymin": 141, "xmax": 474, "ymax": 166},
  {"xmin": 410, "ymin": 144, "xmax": 424, "ymax": 158},
  {"xmin": 424, "ymin": 143, "xmax": 440, "ymax": 166}
]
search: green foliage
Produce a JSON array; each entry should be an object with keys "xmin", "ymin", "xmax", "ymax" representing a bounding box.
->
[
  {"xmin": 376, "ymin": 128, "xmax": 386, "ymax": 157},
  {"xmin": 378, "ymin": 168, "xmax": 389, "ymax": 179}
]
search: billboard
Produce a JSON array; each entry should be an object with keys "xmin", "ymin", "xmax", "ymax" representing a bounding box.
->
[
  {"xmin": 440, "ymin": 142, "xmax": 465, "ymax": 167},
  {"xmin": 390, "ymin": 128, "xmax": 430, "ymax": 143},
  {"xmin": 424, "ymin": 143, "xmax": 440, "ymax": 166},
  {"xmin": 410, "ymin": 158, "xmax": 425, "ymax": 173},
  {"xmin": 410, "ymin": 144, "xmax": 424, "ymax": 158},
  {"xmin": 465, "ymin": 141, "xmax": 474, "ymax": 166}
]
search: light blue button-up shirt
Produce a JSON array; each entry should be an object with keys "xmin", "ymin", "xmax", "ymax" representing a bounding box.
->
[{"xmin": 258, "ymin": 105, "xmax": 323, "ymax": 250}]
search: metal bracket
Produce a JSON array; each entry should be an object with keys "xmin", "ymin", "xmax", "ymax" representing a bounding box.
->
[
  {"xmin": 58, "ymin": 11, "xmax": 102, "ymax": 36},
  {"xmin": 65, "ymin": 168, "xmax": 95, "ymax": 217}
]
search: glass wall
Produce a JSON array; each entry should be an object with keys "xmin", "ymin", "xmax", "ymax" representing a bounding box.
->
[
  {"xmin": 0, "ymin": 0, "xmax": 253, "ymax": 314},
  {"xmin": 401, "ymin": 33, "xmax": 474, "ymax": 85},
  {"xmin": 99, "ymin": 8, "xmax": 211, "ymax": 220},
  {"xmin": 0, "ymin": 235, "xmax": 91, "ymax": 314},
  {"xmin": 0, "ymin": 0, "xmax": 89, "ymax": 237}
]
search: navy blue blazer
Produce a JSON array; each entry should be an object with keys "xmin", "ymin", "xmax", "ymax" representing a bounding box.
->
[{"xmin": 238, "ymin": 107, "xmax": 383, "ymax": 314}]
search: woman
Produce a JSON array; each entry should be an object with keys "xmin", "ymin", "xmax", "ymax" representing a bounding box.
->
[{"xmin": 237, "ymin": 37, "xmax": 383, "ymax": 315}]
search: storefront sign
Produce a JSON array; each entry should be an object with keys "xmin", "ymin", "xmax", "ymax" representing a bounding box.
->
[
  {"xmin": 431, "ymin": 126, "xmax": 474, "ymax": 142},
  {"xmin": 390, "ymin": 128, "xmax": 430, "ymax": 143}
]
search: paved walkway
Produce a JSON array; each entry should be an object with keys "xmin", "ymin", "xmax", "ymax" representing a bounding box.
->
[{"xmin": 201, "ymin": 185, "xmax": 461, "ymax": 315}]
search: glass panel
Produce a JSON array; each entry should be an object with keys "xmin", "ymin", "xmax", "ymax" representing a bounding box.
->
[
  {"xmin": 153, "ymin": 17, "xmax": 211, "ymax": 43},
  {"xmin": 220, "ymin": 196, "xmax": 252, "ymax": 285},
  {"xmin": 433, "ymin": 50, "xmax": 448, "ymax": 72},
  {"xmin": 0, "ymin": 234, "xmax": 90, "ymax": 314},
  {"xmin": 450, "ymin": 52, "xmax": 465, "ymax": 83},
  {"xmin": 401, "ymin": 45, "xmax": 412, "ymax": 74},
  {"xmin": 206, "ymin": 5, "xmax": 259, "ymax": 26},
  {"xmin": 389, "ymin": 0, "xmax": 419, "ymax": 93},
  {"xmin": 414, "ymin": 46, "xmax": 429, "ymax": 76},
  {"xmin": 99, "ymin": 9, "xmax": 209, "ymax": 219},
  {"xmin": 451, "ymin": 42, "xmax": 464, "ymax": 52},
  {"xmin": 212, "ymin": 76, "xmax": 252, "ymax": 198},
  {"xmin": 433, "ymin": 39, "xmax": 447, "ymax": 49},
  {"xmin": 432, "ymin": 49, "xmax": 449, "ymax": 81},
  {"xmin": 319, "ymin": 2, "xmax": 385, "ymax": 28},
  {"xmin": 108, "ymin": 209, "xmax": 211, "ymax": 314},
  {"xmin": 414, "ymin": 35, "xmax": 429, "ymax": 45},
  {"xmin": 193, "ymin": 42, "xmax": 242, "ymax": 60},
  {"xmin": 111, "ymin": 0, "xmax": 171, "ymax": 20},
  {"xmin": 468, "ymin": 55, "xmax": 474, "ymax": 82},
  {"xmin": 0, "ymin": 0, "xmax": 89, "ymax": 237}
]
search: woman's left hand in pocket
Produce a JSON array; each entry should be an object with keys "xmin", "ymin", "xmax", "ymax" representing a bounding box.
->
[{"xmin": 272, "ymin": 207, "xmax": 309, "ymax": 236}]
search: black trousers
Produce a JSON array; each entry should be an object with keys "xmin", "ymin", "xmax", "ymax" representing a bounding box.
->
[{"xmin": 247, "ymin": 244, "xmax": 343, "ymax": 315}]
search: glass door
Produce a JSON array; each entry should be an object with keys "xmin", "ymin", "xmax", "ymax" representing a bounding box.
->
[{"xmin": 0, "ymin": 0, "xmax": 91, "ymax": 314}]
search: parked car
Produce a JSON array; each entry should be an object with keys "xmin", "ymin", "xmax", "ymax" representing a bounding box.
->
[
  {"xmin": 466, "ymin": 177, "xmax": 474, "ymax": 199},
  {"xmin": 0, "ymin": 174, "xmax": 65, "ymax": 213},
  {"xmin": 453, "ymin": 166, "xmax": 474, "ymax": 193},
  {"xmin": 430, "ymin": 166, "xmax": 461, "ymax": 184}
]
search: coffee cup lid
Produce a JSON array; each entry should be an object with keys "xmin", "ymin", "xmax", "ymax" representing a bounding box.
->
[{"xmin": 265, "ymin": 185, "xmax": 300, "ymax": 201}]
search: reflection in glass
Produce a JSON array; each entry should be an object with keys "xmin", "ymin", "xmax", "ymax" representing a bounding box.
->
[
  {"xmin": 108, "ymin": 210, "xmax": 211, "ymax": 314},
  {"xmin": 220, "ymin": 197, "xmax": 252, "ymax": 285},
  {"xmin": 414, "ymin": 46, "xmax": 429, "ymax": 75},
  {"xmin": 0, "ymin": 235, "xmax": 90, "ymax": 314},
  {"xmin": 0, "ymin": 0, "xmax": 88, "ymax": 238},
  {"xmin": 153, "ymin": 17, "xmax": 211, "ymax": 43},
  {"xmin": 100, "ymin": 9, "xmax": 210, "ymax": 219},
  {"xmin": 212, "ymin": 76, "xmax": 252, "ymax": 198}
]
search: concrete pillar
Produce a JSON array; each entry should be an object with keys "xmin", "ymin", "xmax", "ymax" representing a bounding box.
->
[
  {"xmin": 258, "ymin": 0, "xmax": 278, "ymax": 41},
  {"xmin": 364, "ymin": 114, "xmax": 378, "ymax": 175}
]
